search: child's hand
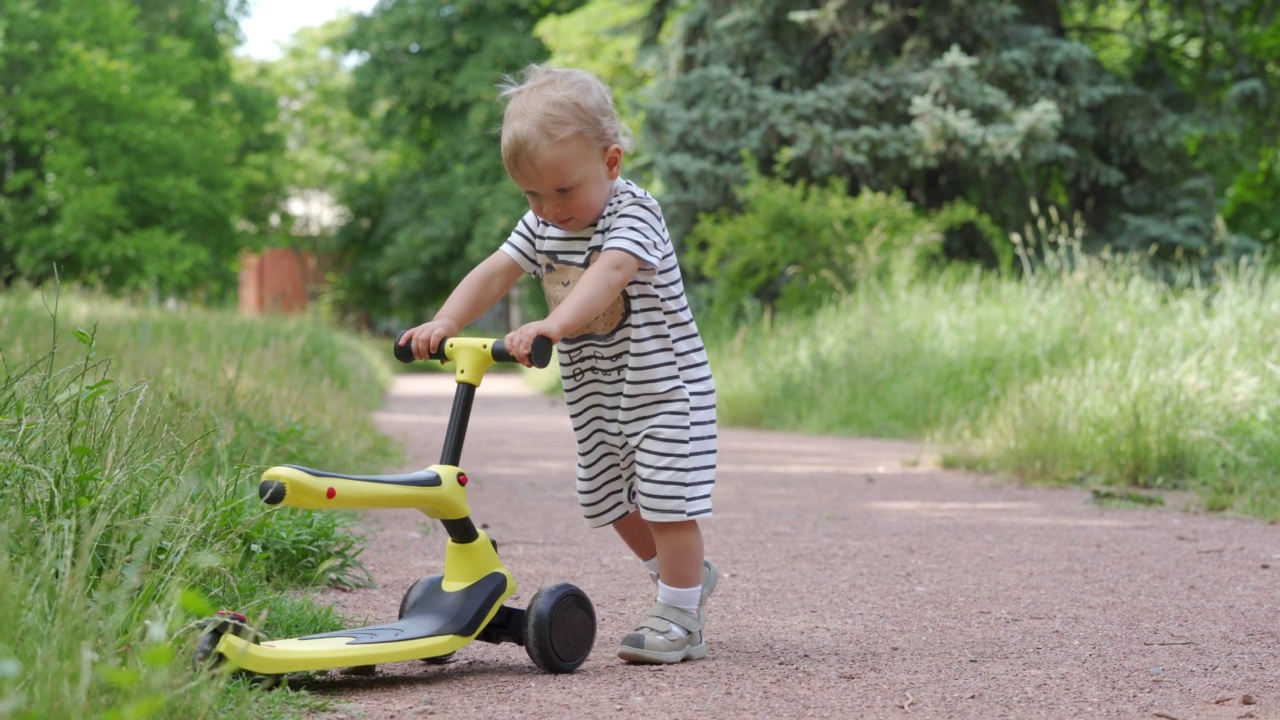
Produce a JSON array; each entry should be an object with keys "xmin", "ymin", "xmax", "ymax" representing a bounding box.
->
[
  {"xmin": 505, "ymin": 321, "xmax": 562, "ymax": 367},
  {"xmin": 398, "ymin": 319, "xmax": 460, "ymax": 361}
]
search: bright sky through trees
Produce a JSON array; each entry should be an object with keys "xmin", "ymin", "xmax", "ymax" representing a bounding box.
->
[{"xmin": 237, "ymin": 0, "xmax": 377, "ymax": 60}]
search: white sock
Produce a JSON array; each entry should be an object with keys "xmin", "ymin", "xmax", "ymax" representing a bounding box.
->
[
  {"xmin": 657, "ymin": 581, "xmax": 701, "ymax": 638},
  {"xmin": 642, "ymin": 556, "xmax": 660, "ymax": 579}
]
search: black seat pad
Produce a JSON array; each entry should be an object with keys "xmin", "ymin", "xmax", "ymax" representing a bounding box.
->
[{"xmin": 281, "ymin": 463, "xmax": 442, "ymax": 488}]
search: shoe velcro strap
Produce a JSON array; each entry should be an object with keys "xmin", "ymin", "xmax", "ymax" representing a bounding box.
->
[{"xmin": 643, "ymin": 602, "xmax": 702, "ymax": 632}]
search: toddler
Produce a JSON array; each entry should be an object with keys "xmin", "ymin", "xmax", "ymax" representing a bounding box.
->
[{"xmin": 399, "ymin": 64, "xmax": 718, "ymax": 664}]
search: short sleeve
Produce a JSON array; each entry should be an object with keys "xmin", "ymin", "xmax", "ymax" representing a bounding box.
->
[
  {"xmin": 601, "ymin": 192, "xmax": 669, "ymax": 279},
  {"xmin": 500, "ymin": 211, "xmax": 542, "ymax": 276}
]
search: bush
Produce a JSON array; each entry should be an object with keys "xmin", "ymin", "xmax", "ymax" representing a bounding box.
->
[{"xmin": 686, "ymin": 157, "xmax": 1001, "ymax": 320}]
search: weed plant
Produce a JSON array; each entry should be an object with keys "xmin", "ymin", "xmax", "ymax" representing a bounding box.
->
[{"xmin": 0, "ymin": 288, "xmax": 398, "ymax": 718}]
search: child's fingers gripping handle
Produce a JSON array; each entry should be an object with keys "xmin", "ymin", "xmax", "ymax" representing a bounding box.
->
[
  {"xmin": 393, "ymin": 332, "xmax": 551, "ymax": 368},
  {"xmin": 393, "ymin": 330, "xmax": 449, "ymax": 364},
  {"xmin": 493, "ymin": 335, "xmax": 553, "ymax": 368}
]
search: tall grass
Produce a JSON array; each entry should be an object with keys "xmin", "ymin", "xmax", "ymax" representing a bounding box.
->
[
  {"xmin": 706, "ymin": 259, "xmax": 1280, "ymax": 520},
  {"xmin": 0, "ymin": 288, "xmax": 398, "ymax": 718}
]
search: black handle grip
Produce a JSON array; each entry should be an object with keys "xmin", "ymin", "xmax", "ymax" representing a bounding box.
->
[
  {"xmin": 393, "ymin": 334, "xmax": 416, "ymax": 364},
  {"xmin": 528, "ymin": 335, "xmax": 554, "ymax": 368},
  {"xmin": 492, "ymin": 336, "xmax": 553, "ymax": 368},
  {"xmin": 393, "ymin": 332, "xmax": 553, "ymax": 369},
  {"xmin": 394, "ymin": 330, "xmax": 447, "ymax": 363}
]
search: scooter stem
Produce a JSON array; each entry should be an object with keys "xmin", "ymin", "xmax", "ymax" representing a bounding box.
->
[{"xmin": 440, "ymin": 382, "xmax": 475, "ymax": 466}]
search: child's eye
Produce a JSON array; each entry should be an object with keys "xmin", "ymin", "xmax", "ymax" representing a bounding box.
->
[{"xmin": 556, "ymin": 187, "xmax": 573, "ymax": 195}]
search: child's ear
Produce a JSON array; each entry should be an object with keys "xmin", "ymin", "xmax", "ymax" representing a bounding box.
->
[{"xmin": 604, "ymin": 144, "xmax": 623, "ymax": 179}]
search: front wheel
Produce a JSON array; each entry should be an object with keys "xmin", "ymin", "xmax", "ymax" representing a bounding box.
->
[
  {"xmin": 192, "ymin": 610, "xmax": 251, "ymax": 672},
  {"xmin": 524, "ymin": 583, "xmax": 595, "ymax": 673},
  {"xmin": 191, "ymin": 611, "xmax": 281, "ymax": 688}
]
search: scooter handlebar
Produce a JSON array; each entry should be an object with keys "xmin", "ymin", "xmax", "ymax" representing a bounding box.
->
[{"xmin": 394, "ymin": 332, "xmax": 553, "ymax": 369}]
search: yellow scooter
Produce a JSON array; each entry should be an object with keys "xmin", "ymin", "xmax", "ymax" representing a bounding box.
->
[{"xmin": 194, "ymin": 335, "xmax": 595, "ymax": 679}]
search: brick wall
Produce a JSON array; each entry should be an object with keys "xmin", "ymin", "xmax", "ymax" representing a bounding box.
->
[{"xmin": 238, "ymin": 248, "xmax": 322, "ymax": 316}]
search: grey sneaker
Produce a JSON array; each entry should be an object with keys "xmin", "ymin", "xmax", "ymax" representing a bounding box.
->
[
  {"xmin": 617, "ymin": 602, "xmax": 706, "ymax": 664},
  {"xmin": 697, "ymin": 559, "xmax": 719, "ymax": 623}
]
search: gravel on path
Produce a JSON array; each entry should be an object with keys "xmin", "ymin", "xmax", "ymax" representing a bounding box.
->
[{"xmin": 298, "ymin": 373, "xmax": 1280, "ymax": 720}]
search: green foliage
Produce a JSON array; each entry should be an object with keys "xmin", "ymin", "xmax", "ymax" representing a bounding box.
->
[
  {"xmin": 640, "ymin": 0, "xmax": 1275, "ymax": 269},
  {"xmin": 241, "ymin": 506, "xmax": 374, "ymax": 590},
  {"xmin": 1221, "ymin": 147, "xmax": 1280, "ymax": 245},
  {"xmin": 708, "ymin": 254, "xmax": 1280, "ymax": 520},
  {"xmin": 0, "ymin": 288, "xmax": 397, "ymax": 717},
  {"xmin": 534, "ymin": 0, "xmax": 652, "ymax": 90},
  {"xmin": 0, "ymin": 0, "xmax": 286, "ymax": 298},
  {"xmin": 228, "ymin": 57, "xmax": 293, "ymax": 248},
  {"xmin": 1062, "ymin": 1, "xmax": 1280, "ymax": 246},
  {"xmin": 6, "ymin": 0, "xmax": 1279, "ymax": 317},
  {"xmin": 332, "ymin": 0, "xmax": 586, "ymax": 323},
  {"xmin": 688, "ymin": 157, "xmax": 1003, "ymax": 318},
  {"xmin": 534, "ymin": 0, "xmax": 657, "ymax": 173},
  {"xmin": 250, "ymin": 15, "xmax": 397, "ymax": 271},
  {"xmin": 706, "ymin": 270, "xmax": 1081, "ymax": 439}
]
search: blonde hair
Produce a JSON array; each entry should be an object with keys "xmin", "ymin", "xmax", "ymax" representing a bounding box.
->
[{"xmin": 499, "ymin": 64, "xmax": 634, "ymax": 170}]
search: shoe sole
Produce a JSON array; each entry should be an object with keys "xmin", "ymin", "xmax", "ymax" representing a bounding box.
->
[{"xmin": 617, "ymin": 639, "xmax": 708, "ymax": 664}]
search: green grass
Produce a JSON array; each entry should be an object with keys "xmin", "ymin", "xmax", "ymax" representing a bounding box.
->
[
  {"xmin": 0, "ymin": 287, "xmax": 399, "ymax": 719},
  {"xmin": 9, "ymin": 249, "xmax": 1280, "ymax": 716},
  {"xmin": 706, "ymin": 259, "xmax": 1280, "ymax": 520}
]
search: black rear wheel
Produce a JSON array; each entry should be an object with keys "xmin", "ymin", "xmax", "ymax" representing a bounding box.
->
[{"xmin": 524, "ymin": 583, "xmax": 595, "ymax": 673}]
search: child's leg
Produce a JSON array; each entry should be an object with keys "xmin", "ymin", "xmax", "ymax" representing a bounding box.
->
[
  {"xmin": 617, "ymin": 518, "xmax": 719, "ymax": 664},
  {"xmin": 611, "ymin": 512, "xmax": 710, "ymax": 595},
  {"xmin": 611, "ymin": 509, "xmax": 656, "ymax": 562},
  {"xmin": 648, "ymin": 519, "xmax": 703, "ymax": 589}
]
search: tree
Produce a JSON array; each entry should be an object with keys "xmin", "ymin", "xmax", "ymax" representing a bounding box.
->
[
  {"xmin": 639, "ymin": 0, "xmax": 1277, "ymax": 269},
  {"xmin": 0, "ymin": 0, "xmax": 283, "ymax": 298},
  {"xmin": 534, "ymin": 0, "xmax": 656, "ymax": 162},
  {"xmin": 1064, "ymin": 1, "xmax": 1280, "ymax": 245},
  {"xmin": 249, "ymin": 19, "xmax": 386, "ymax": 252},
  {"xmin": 331, "ymin": 0, "xmax": 585, "ymax": 323}
]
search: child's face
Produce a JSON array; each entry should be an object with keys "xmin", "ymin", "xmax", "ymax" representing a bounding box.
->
[{"xmin": 507, "ymin": 135, "xmax": 622, "ymax": 233}]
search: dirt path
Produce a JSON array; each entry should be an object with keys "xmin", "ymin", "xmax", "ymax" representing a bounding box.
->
[{"xmin": 306, "ymin": 373, "xmax": 1280, "ymax": 719}]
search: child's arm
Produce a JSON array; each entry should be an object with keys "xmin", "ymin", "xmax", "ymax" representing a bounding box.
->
[
  {"xmin": 399, "ymin": 250, "xmax": 525, "ymax": 359},
  {"xmin": 505, "ymin": 248, "xmax": 642, "ymax": 364}
]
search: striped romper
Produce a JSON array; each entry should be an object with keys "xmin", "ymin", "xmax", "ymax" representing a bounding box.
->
[{"xmin": 500, "ymin": 177, "xmax": 718, "ymax": 528}]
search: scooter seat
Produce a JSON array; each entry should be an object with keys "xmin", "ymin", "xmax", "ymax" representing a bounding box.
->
[{"xmin": 278, "ymin": 464, "xmax": 442, "ymax": 488}]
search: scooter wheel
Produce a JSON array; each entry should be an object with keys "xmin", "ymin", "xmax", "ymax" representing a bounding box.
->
[
  {"xmin": 192, "ymin": 610, "xmax": 252, "ymax": 672},
  {"xmin": 524, "ymin": 583, "xmax": 595, "ymax": 673},
  {"xmin": 191, "ymin": 612, "xmax": 283, "ymax": 688},
  {"xmin": 192, "ymin": 630, "xmax": 223, "ymax": 671}
]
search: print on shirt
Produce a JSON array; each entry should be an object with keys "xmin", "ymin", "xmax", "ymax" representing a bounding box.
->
[{"xmin": 542, "ymin": 249, "xmax": 629, "ymax": 339}]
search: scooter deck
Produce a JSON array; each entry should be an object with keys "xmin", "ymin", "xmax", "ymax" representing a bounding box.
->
[{"xmin": 216, "ymin": 572, "xmax": 510, "ymax": 674}]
